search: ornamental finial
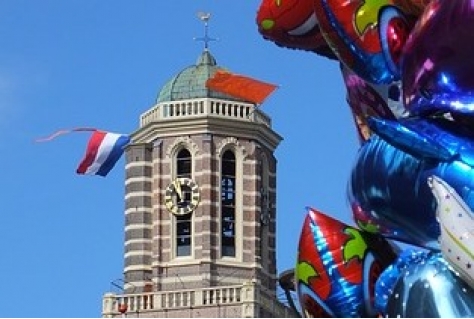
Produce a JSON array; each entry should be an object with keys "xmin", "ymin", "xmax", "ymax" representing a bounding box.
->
[{"xmin": 194, "ymin": 12, "xmax": 218, "ymax": 50}]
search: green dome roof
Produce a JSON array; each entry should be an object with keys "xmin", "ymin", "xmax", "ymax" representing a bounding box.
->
[{"xmin": 157, "ymin": 50, "xmax": 248, "ymax": 103}]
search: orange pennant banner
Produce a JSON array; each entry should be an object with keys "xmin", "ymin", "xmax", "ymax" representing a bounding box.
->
[{"xmin": 206, "ymin": 70, "xmax": 278, "ymax": 104}]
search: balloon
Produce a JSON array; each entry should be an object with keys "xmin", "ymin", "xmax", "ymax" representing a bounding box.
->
[
  {"xmin": 312, "ymin": 0, "xmax": 417, "ymax": 84},
  {"xmin": 256, "ymin": 0, "xmax": 336, "ymax": 59},
  {"xmin": 394, "ymin": 0, "xmax": 432, "ymax": 16},
  {"xmin": 349, "ymin": 115, "xmax": 474, "ymax": 248},
  {"xmin": 402, "ymin": 0, "xmax": 474, "ymax": 116},
  {"xmin": 341, "ymin": 64, "xmax": 405, "ymax": 142},
  {"xmin": 253, "ymin": 0, "xmax": 474, "ymax": 317},
  {"xmin": 374, "ymin": 248, "xmax": 428, "ymax": 315},
  {"xmin": 295, "ymin": 207, "xmax": 396, "ymax": 317},
  {"xmin": 429, "ymin": 175, "xmax": 474, "ymax": 290},
  {"xmin": 384, "ymin": 252, "xmax": 474, "ymax": 317}
]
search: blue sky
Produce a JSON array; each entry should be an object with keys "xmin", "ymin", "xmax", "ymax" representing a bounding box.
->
[{"xmin": 0, "ymin": 1, "xmax": 359, "ymax": 317}]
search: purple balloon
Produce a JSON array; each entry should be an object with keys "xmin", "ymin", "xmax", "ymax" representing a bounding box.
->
[
  {"xmin": 402, "ymin": 0, "xmax": 474, "ymax": 116},
  {"xmin": 341, "ymin": 64, "xmax": 405, "ymax": 143}
]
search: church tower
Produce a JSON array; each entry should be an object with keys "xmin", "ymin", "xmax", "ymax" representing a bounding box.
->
[{"xmin": 102, "ymin": 16, "xmax": 294, "ymax": 318}]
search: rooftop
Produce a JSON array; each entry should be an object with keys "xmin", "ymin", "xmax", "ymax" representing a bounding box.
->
[{"xmin": 156, "ymin": 50, "xmax": 250, "ymax": 104}]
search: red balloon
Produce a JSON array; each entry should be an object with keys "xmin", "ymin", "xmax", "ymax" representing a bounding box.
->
[
  {"xmin": 256, "ymin": 0, "xmax": 336, "ymax": 59},
  {"xmin": 295, "ymin": 207, "xmax": 397, "ymax": 317},
  {"xmin": 312, "ymin": 0, "xmax": 425, "ymax": 83}
]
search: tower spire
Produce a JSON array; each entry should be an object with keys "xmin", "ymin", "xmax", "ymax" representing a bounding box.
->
[{"xmin": 194, "ymin": 12, "xmax": 218, "ymax": 50}]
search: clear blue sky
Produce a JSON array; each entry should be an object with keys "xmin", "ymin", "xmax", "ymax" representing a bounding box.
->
[{"xmin": 0, "ymin": 1, "xmax": 359, "ymax": 317}]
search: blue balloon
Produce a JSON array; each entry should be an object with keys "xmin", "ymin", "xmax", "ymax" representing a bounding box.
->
[
  {"xmin": 374, "ymin": 248, "xmax": 428, "ymax": 314},
  {"xmin": 349, "ymin": 116, "xmax": 474, "ymax": 249},
  {"xmin": 382, "ymin": 252, "xmax": 474, "ymax": 317}
]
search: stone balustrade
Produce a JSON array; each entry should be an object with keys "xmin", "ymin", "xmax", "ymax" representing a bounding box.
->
[
  {"xmin": 102, "ymin": 281, "xmax": 295, "ymax": 318},
  {"xmin": 140, "ymin": 98, "xmax": 272, "ymax": 128}
]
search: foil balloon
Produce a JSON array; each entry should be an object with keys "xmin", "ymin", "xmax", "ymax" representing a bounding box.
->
[
  {"xmin": 394, "ymin": 0, "xmax": 432, "ymax": 17},
  {"xmin": 341, "ymin": 64, "xmax": 405, "ymax": 142},
  {"xmin": 374, "ymin": 248, "xmax": 428, "ymax": 315},
  {"xmin": 402, "ymin": 0, "xmax": 474, "ymax": 117},
  {"xmin": 256, "ymin": 0, "xmax": 336, "ymax": 59},
  {"xmin": 312, "ymin": 0, "xmax": 417, "ymax": 84},
  {"xmin": 384, "ymin": 252, "xmax": 474, "ymax": 317},
  {"xmin": 295, "ymin": 207, "xmax": 396, "ymax": 317},
  {"xmin": 349, "ymin": 115, "xmax": 474, "ymax": 249},
  {"xmin": 429, "ymin": 175, "xmax": 474, "ymax": 289}
]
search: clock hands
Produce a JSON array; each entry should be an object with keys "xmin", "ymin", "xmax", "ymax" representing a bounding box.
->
[{"xmin": 174, "ymin": 179, "xmax": 183, "ymax": 201}]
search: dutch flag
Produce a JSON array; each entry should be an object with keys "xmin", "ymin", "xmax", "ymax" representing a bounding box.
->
[
  {"xmin": 76, "ymin": 130, "xmax": 130, "ymax": 177},
  {"xmin": 36, "ymin": 128, "xmax": 130, "ymax": 177}
]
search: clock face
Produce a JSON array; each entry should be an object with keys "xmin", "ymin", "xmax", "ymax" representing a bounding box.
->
[{"xmin": 165, "ymin": 177, "xmax": 200, "ymax": 215}]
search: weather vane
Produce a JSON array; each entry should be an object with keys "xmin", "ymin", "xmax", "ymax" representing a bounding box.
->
[{"xmin": 194, "ymin": 11, "xmax": 218, "ymax": 50}]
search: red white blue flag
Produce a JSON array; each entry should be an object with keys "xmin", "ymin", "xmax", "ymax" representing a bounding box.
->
[{"xmin": 36, "ymin": 128, "xmax": 130, "ymax": 177}]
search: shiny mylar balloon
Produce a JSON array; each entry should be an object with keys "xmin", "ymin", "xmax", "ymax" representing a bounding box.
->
[
  {"xmin": 295, "ymin": 207, "xmax": 396, "ymax": 317},
  {"xmin": 313, "ymin": 0, "xmax": 417, "ymax": 84},
  {"xmin": 341, "ymin": 64, "xmax": 405, "ymax": 142},
  {"xmin": 394, "ymin": 0, "xmax": 432, "ymax": 16},
  {"xmin": 383, "ymin": 252, "xmax": 474, "ymax": 317},
  {"xmin": 402, "ymin": 0, "xmax": 474, "ymax": 116},
  {"xmin": 429, "ymin": 175, "xmax": 474, "ymax": 290},
  {"xmin": 374, "ymin": 248, "xmax": 428, "ymax": 315},
  {"xmin": 349, "ymin": 115, "xmax": 474, "ymax": 249},
  {"xmin": 256, "ymin": 0, "xmax": 336, "ymax": 59}
]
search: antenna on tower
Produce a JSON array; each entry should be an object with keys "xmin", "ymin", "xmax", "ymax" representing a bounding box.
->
[{"xmin": 194, "ymin": 11, "xmax": 219, "ymax": 50}]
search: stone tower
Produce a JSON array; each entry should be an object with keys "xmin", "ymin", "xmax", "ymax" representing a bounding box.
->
[{"xmin": 102, "ymin": 30, "xmax": 295, "ymax": 317}]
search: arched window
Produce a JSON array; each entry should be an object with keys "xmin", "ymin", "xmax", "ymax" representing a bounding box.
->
[
  {"xmin": 176, "ymin": 148, "xmax": 192, "ymax": 257},
  {"xmin": 177, "ymin": 149, "xmax": 191, "ymax": 178},
  {"xmin": 221, "ymin": 150, "xmax": 236, "ymax": 257}
]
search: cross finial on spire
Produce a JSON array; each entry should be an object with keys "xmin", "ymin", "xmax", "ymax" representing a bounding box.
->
[{"xmin": 194, "ymin": 11, "xmax": 218, "ymax": 50}]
